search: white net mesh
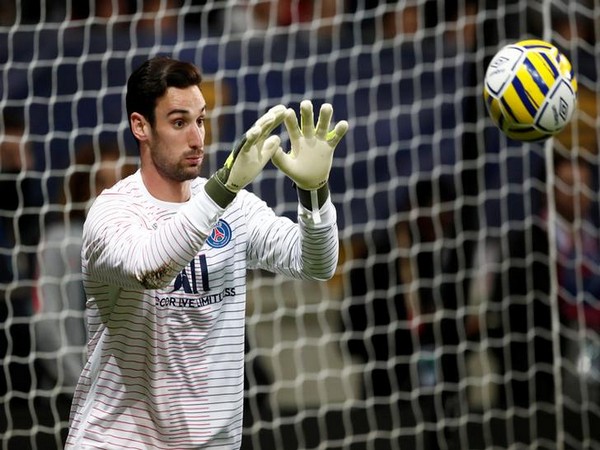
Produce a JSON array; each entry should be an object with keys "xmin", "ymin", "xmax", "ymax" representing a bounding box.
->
[{"xmin": 1, "ymin": 1, "xmax": 599, "ymax": 449}]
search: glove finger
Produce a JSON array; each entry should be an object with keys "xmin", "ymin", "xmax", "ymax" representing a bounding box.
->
[
  {"xmin": 243, "ymin": 125, "xmax": 262, "ymax": 150},
  {"xmin": 255, "ymin": 105, "xmax": 286, "ymax": 138},
  {"xmin": 266, "ymin": 104, "xmax": 287, "ymax": 116},
  {"xmin": 315, "ymin": 103, "xmax": 333, "ymax": 140},
  {"xmin": 283, "ymin": 108, "xmax": 301, "ymax": 147},
  {"xmin": 261, "ymin": 135, "xmax": 281, "ymax": 160},
  {"xmin": 271, "ymin": 145, "xmax": 293, "ymax": 174},
  {"xmin": 226, "ymin": 125, "xmax": 261, "ymax": 168},
  {"xmin": 326, "ymin": 120, "xmax": 349, "ymax": 148},
  {"xmin": 300, "ymin": 100, "xmax": 315, "ymax": 139},
  {"xmin": 255, "ymin": 105, "xmax": 285, "ymax": 127}
]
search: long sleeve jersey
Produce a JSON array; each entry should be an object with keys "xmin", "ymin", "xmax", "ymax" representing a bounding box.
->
[{"xmin": 65, "ymin": 170, "xmax": 339, "ymax": 449}]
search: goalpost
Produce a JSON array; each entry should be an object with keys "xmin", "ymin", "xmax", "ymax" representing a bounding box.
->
[{"xmin": 1, "ymin": 1, "xmax": 599, "ymax": 449}]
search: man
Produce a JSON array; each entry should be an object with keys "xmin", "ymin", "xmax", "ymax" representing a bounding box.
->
[{"xmin": 65, "ymin": 56, "xmax": 348, "ymax": 449}]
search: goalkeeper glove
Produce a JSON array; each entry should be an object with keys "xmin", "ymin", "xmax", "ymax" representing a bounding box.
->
[
  {"xmin": 205, "ymin": 104, "xmax": 286, "ymax": 208},
  {"xmin": 272, "ymin": 100, "xmax": 348, "ymax": 221}
]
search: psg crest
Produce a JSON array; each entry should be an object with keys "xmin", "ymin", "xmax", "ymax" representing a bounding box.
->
[{"xmin": 207, "ymin": 219, "xmax": 232, "ymax": 249}]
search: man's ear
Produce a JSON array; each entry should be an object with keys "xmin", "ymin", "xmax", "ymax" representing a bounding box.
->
[{"xmin": 130, "ymin": 112, "xmax": 149, "ymax": 142}]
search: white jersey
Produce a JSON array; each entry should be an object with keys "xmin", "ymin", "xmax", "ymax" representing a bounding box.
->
[{"xmin": 65, "ymin": 170, "xmax": 338, "ymax": 449}]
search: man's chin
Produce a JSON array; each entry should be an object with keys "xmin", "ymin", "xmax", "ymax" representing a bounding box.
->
[
  {"xmin": 186, "ymin": 166, "xmax": 204, "ymax": 180},
  {"xmin": 169, "ymin": 166, "xmax": 203, "ymax": 182}
]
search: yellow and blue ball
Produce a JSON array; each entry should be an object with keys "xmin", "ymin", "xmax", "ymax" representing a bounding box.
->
[{"xmin": 484, "ymin": 39, "xmax": 578, "ymax": 142}]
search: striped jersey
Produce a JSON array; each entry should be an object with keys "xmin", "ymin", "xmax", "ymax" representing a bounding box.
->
[{"xmin": 65, "ymin": 170, "xmax": 339, "ymax": 449}]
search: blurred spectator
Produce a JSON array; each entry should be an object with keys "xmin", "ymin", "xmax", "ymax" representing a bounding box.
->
[
  {"xmin": 26, "ymin": 140, "xmax": 134, "ymax": 448},
  {"xmin": 0, "ymin": 107, "xmax": 42, "ymax": 395},
  {"xmin": 551, "ymin": 154, "xmax": 600, "ymax": 325},
  {"xmin": 343, "ymin": 226, "xmax": 413, "ymax": 400},
  {"xmin": 342, "ymin": 174, "xmax": 463, "ymax": 449},
  {"xmin": 488, "ymin": 152, "xmax": 600, "ymax": 430},
  {"xmin": 340, "ymin": 2, "xmax": 480, "ymax": 448},
  {"xmin": 398, "ymin": 177, "xmax": 460, "ymax": 386},
  {"xmin": 34, "ymin": 140, "xmax": 135, "ymax": 391},
  {"xmin": 345, "ymin": 0, "xmax": 477, "ymax": 45},
  {"xmin": 131, "ymin": 0, "xmax": 186, "ymax": 47},
  {"xmin": 226, "ymin": 0, "xmax": 338, "ymax": 33},
  {"xmin": 220, "ymin": 0, "xmax": 341, "ymax": 59},
  {"xmin": 397, "ymin": 175, "xmax": 466, "ymax": 449},
  {"xmin": 550, "ymin": 153, "xmax": 600, "ymax": 404},
  {"xmin": 524, "ymin": 0, "xmax": 596, "ymax": 45},
  {"xmin": 0, "ymin": 107, "xmax": 40, "ymax": 310}
]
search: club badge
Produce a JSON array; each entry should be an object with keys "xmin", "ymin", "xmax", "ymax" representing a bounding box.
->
[{"xmin": 207, "ymin": 219, "xmax": 232, "ymax": 249}]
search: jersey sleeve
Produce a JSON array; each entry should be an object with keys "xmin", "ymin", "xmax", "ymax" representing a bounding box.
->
[
  {"xmin": 82, "ymin": 186, "xmax": 224, "ymax": 290},
  {"xmin": 243, "ymin": 190, "xmax": 339, "ymax": 281}
]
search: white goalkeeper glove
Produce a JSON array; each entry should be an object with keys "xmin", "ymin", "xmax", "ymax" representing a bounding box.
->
[
  {"xmin": 272, "ymin": 100, "xmax": 348, "ymax": 222},
  {"xmin": 205, "ymin": 104, "xmax": 286, "ymax": 208}
]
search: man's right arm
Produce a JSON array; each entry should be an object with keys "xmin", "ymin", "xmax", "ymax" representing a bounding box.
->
[{"xmin": 82, "ymin": 188, "xmax": 221, "ymax": 290}]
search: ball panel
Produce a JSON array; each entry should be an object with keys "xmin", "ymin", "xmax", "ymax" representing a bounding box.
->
[
  {"xmin": 516, "ymin": 39, "xmax": 556, "ymax": 51},
  {"xmin": 484, "ymin": 46, "xmax": 526, "ymax": 96},
  {"xmin": 535, "ymin": 78, "xmax": 577, "ymax": 132},
  {"xmin": 523, "ymin": 53, "xmax": 554, "ymax": 95},
  {"xmin": 502, "ymin": 77, "xmax": 537, "ymax": 124},
  {"xmin": 504, "ymin": 127, "xmax": 548, "ymax": 142},
  {"xmin": 484, "ymin": 92, "xmax": 504, "ymax": 128}
]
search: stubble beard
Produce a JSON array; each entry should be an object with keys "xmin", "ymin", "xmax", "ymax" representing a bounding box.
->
[{"xmin": 151, "ymin": 140, "xmax": 202, "ymax": 183}]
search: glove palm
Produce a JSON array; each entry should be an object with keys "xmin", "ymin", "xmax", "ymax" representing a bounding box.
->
[{"xmin": 272, "ymin": 100, "xmax": 348, "ymax": 191}]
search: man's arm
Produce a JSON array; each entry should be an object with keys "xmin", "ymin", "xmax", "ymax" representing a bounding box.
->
[
  {"xmin": 243, "ymin": 190, "xmax": 339, "ymax": 281},
  {"xmin": 245, "ymin": 100, "xmax": 348, "ymax": 279}
]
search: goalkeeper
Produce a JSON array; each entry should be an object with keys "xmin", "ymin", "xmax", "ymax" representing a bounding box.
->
[{"xmin": 65, "ymin": 56, "xmax": 348, "ymax": 449}]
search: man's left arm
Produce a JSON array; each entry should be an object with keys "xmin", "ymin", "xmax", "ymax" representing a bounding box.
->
[
  {"xmin": 265, "ymin": 99, "xmax": 348, "ymax": 280},
  {"xmin": 242, "ymin": 189, "xmax": 337, "ymax": 281}
]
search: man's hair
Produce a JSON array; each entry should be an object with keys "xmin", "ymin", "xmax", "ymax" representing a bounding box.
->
[{"xmin": 126, "ymin": 56, "xmax": 203, "ymax": 129}]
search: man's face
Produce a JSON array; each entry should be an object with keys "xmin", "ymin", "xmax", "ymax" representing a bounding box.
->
[{"xmin": 147, "ymin": 85, "xmax": 206, "ymax": 182}]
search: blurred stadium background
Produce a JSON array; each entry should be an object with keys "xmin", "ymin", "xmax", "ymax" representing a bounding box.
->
[{"xmin": 0, "ymin": 1, "xmax": 599, "ymax": 449}]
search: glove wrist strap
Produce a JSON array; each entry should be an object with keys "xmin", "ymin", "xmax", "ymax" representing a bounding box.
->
[
  {"xmin": 205, "ymin": 173, "xmax": 237, "ymax": 208},
  {"xmin": 297, "ymin": 185, "xmax": 329, "ymax": 224}
]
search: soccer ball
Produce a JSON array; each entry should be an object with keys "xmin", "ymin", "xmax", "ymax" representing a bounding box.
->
[{"xmin": 483, "ymin": 39, "xmax": 577, "ymax": 142}]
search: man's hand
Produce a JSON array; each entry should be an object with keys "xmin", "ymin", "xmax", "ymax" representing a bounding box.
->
[
  {"xmin": 272, "ymin": 100, "xmax": 348, "ymax": 191},
  {"xmin": 205, "ymin": 104, "xmax": 286, "ymax": 208},
  {"xmin": 272, "ymin": 100, "xmax": 348, "ymax": 212}
]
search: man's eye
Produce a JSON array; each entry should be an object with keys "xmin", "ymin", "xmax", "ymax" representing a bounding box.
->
[{"xmin": 174, "ymin": 120, "xmax": 185, "ymax": 128}]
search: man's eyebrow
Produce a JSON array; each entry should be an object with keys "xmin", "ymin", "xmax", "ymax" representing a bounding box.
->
[
  {"xmin": 167, "ymin": 106, "xmax": 206, "ymax": 117},
  {"xmin": 167, "ymin": 109, "xmax": 191, "ymax": 117}
]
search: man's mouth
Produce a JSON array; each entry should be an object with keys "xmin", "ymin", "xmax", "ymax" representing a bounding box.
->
[{"xmin": 186, "ymin": 155, "xmax": 203, "ymax": 165}]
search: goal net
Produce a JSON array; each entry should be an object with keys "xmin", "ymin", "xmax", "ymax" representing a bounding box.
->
[{"xmin": 1, "ymin": 0, "xmax": 599, "ymax": 449}]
